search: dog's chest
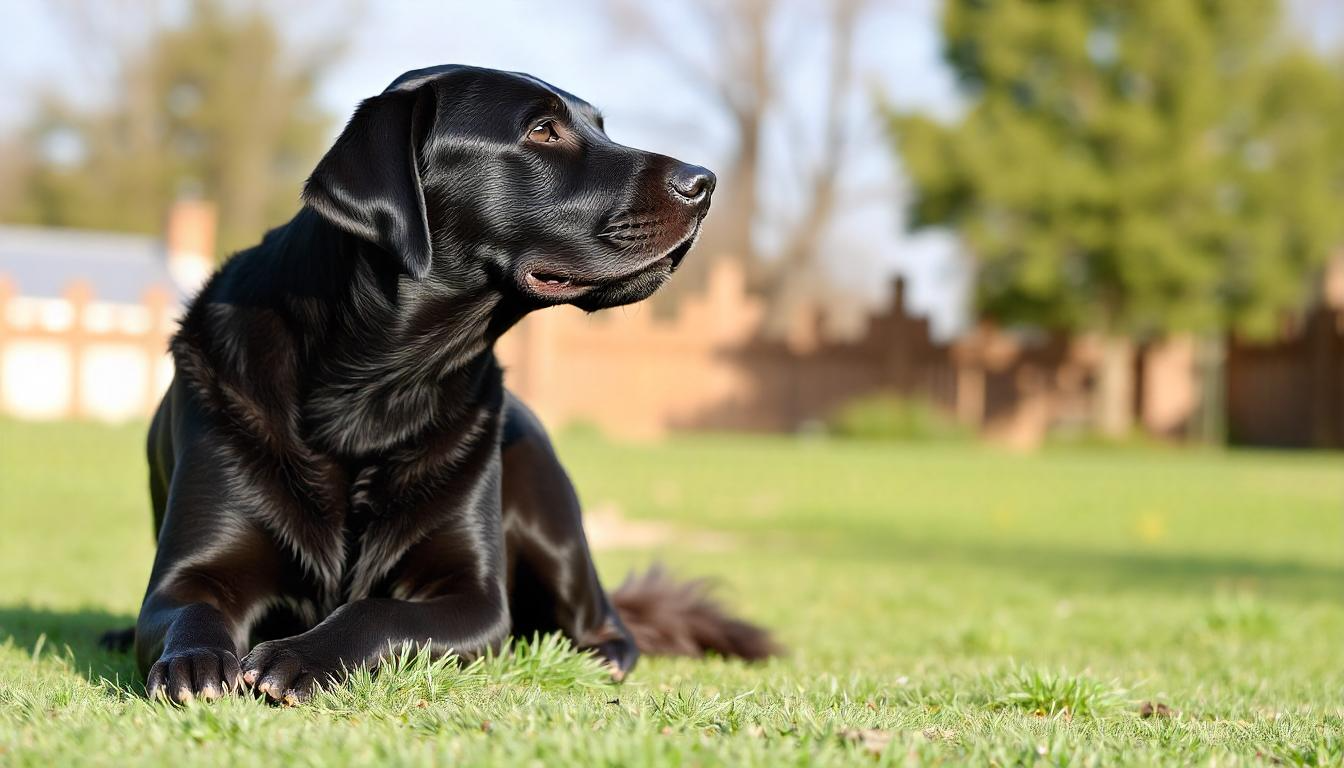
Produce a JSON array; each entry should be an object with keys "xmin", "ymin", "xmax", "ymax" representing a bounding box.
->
[
  {"xmin": 337, "ymin": 464, "xmax": 385, "ymax": 589},
  {"xmin": 264, "ymin": 427, "xmax": 492, "ymax": 610},
  {"xmin": 269, "ymin": 458, "xmax": 399, "ymax": 609}
]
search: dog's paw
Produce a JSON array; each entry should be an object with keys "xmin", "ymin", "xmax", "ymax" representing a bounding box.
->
[
  {"xmin": 240, "ymin": 639, "xmax": 343, "ymax": 705},
  {"xmin": 145, "ymin": 647, "xmax": 241, "ymax": 704},
  {"xmin": 583, "ymin": 637, "xmax": 640, "ymax": 683}
]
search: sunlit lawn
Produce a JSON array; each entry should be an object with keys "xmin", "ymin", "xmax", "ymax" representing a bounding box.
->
[{"xmin": 1, "ymin": 419, "xmax": 1341, "ymax": 766}]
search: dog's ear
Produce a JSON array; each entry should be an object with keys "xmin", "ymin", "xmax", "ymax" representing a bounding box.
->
[{"xmin": 303, "ymin": 86, "xmax": 437, "ymax": 279}]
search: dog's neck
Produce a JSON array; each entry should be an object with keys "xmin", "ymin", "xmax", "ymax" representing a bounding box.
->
[
  {"xmin": 187, "ymin": 208, "xmax": 526, "ymax": 458},
  {"xmin": 302, "ymin": 210, "xmax": 530, "ymax": 456}
]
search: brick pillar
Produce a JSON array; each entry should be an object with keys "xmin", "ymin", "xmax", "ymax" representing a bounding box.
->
[
  {"xmin": 956, "ymin": 364, "xmax": 986, "ymax": 427},
  {"xmin": 66, "ymin": 280, "xmax": 93, "ymax": 420},
  {"xmin": 1138, "ymin": 335, "xmax": 1197, "ymax": 438},
  {"xmin": 166, "ymin": 199, "xmax": 217, "ymax": 298},
  {"xmin": 1323, "ymin": 252, "xmax": 1344, "ymax": 311}
]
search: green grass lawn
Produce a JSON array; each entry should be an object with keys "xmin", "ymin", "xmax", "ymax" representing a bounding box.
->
[{"xmin": 1, "ymin": 419, "xmax": 1341, "ymax": 766}]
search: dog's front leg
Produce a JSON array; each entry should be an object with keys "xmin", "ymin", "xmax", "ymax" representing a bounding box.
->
[
  {"xmin": 240, "ymin": 585, "xmax": 509, "ymax": 704},
  {"xmin": 137, "ymin": 523, "xmax": 283, "ymax": 704},
  {"xmin": 136, "ymin": 441, "xmax": 283, "ymax": 704},
  {"xmin": 500, "ymin": 396, "xmax": 640, "ymax": 678},
  {"xmin": 137, "ymin": 532, "xmax": 282, "ymax": 703},
  {"xmin": 139, "ymin": 600, "xmax": 245, "ymax": 703}
]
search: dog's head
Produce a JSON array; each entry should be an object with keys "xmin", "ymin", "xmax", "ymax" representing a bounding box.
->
[{"xmin": 303, "ymin": 65, "xmax": 714, "ymax": 312}]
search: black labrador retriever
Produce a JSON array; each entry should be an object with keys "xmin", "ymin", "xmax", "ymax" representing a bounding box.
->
[{"xmin": 111, "ymin": 65, "xmax": 775, "ymax": 705}]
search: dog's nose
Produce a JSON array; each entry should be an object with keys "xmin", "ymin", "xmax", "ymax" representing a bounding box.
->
[{"xmin": 669, "ymin": 164, "xmax": 716, "ymax": 204}]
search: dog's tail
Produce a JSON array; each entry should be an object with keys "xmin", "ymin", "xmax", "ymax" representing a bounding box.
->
[{"xmin": 610, "ymin": 564, "xmax": 779, "ymax": 661}]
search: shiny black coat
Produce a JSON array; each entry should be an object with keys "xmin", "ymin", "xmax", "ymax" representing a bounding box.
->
[{"xmin": 132, "ymin": 65, "xmax": 714, "ymax": 704}]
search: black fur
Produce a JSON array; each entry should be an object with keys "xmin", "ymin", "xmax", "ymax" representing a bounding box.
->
[{"xmin": 123, "ymin": 65, "xmax": 773, "ymax": 706}]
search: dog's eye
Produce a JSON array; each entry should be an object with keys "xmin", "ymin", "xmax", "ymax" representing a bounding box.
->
[{"xmin": 528, "ymin": 120, "xmax": 560, "ymax": 144}]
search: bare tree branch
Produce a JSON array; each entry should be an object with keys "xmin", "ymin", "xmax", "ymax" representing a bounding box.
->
[
  {"xmin": 599, "ymin": 0, "xmax": 880, "ymax": 329},
  {"xmin": 761, "ymin": 0, "xmax": 866, "ymax": 330},
  {"xmin": 605, "ymin": 0, "xmax": 738, "ymax": 110}
]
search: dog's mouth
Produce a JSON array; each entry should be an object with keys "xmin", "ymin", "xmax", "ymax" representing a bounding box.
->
[
  {"xmin": 522, "ymin": 228, "xmax": 697, "ymax": 302},
  {"xmin": 525, "ymin": 271, "xmax": 586, "ymax": 294}
]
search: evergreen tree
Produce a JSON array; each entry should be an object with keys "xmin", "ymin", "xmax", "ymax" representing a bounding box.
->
[{"xmin": 890, "ymin": 0, "xmax": 1344, "ymax": 435}]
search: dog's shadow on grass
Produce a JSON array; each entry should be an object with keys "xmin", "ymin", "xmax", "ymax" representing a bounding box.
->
[{"xmin": 0, "ymin": 604, "xmax": 139, "ymax": 686}]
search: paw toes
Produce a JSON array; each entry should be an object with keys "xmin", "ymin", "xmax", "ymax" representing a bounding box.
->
[
  {"xmin": 220, "ymin": 650, "xmax": 242, "ymax": 692},
  {"xmin": 281, "ymin": 673, "xmax": 318, "ymax": 707},
  {"xmin": 191, "ymin": 653, "xmax": 223, "ymax": 700},
  {"xmin": 256, "ymin": 677, "xmax": 283, "ymax": 700},
  {"xmin": 168, "ymin": 657, "xmax": 195, "ymax": 703},
  {"xmin": 257, "ymin": 669, "xmax": 298, "ymax": 701},
  {"xmin": 240, "ymin": 659, "xmax": 263, "ymax": 687},
  {"xmin": 240, "ymin": 644, "xmax": 275, "ymax": 687},
  {"xmin": 240, "ymin": 643, "xmax": 338, "ymax": 705},
  {"xmin": 145, "ymin": 661, "xmax": 169, "ymax": 700},
  {"xmin": 147, "ymin": 649, "xmax": 243, "ymax": 704},
  {"xmin": 585, "ymin": 637, "xmax": 639, "ymax": 682},
  {"xmin": 244, "ymin": 648, "xmax": 302, "ymax": 700}
]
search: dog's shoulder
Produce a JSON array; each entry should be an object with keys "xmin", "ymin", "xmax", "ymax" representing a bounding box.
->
[{"xmin": 169, "ymin": 236, "xmax": 309, "ymax": 451}]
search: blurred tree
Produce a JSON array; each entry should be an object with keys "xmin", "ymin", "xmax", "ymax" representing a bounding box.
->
[
  {"xmin": 604, "ymin": 0, "xmax": 875, "ymax": 331},
  {"xmin": 2, "ymin": 0, "xmax": 343, "ymax": 259},
  {"xmin": 890, "ymin": 0, "xmax": 1344, "ymax": 437}
]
